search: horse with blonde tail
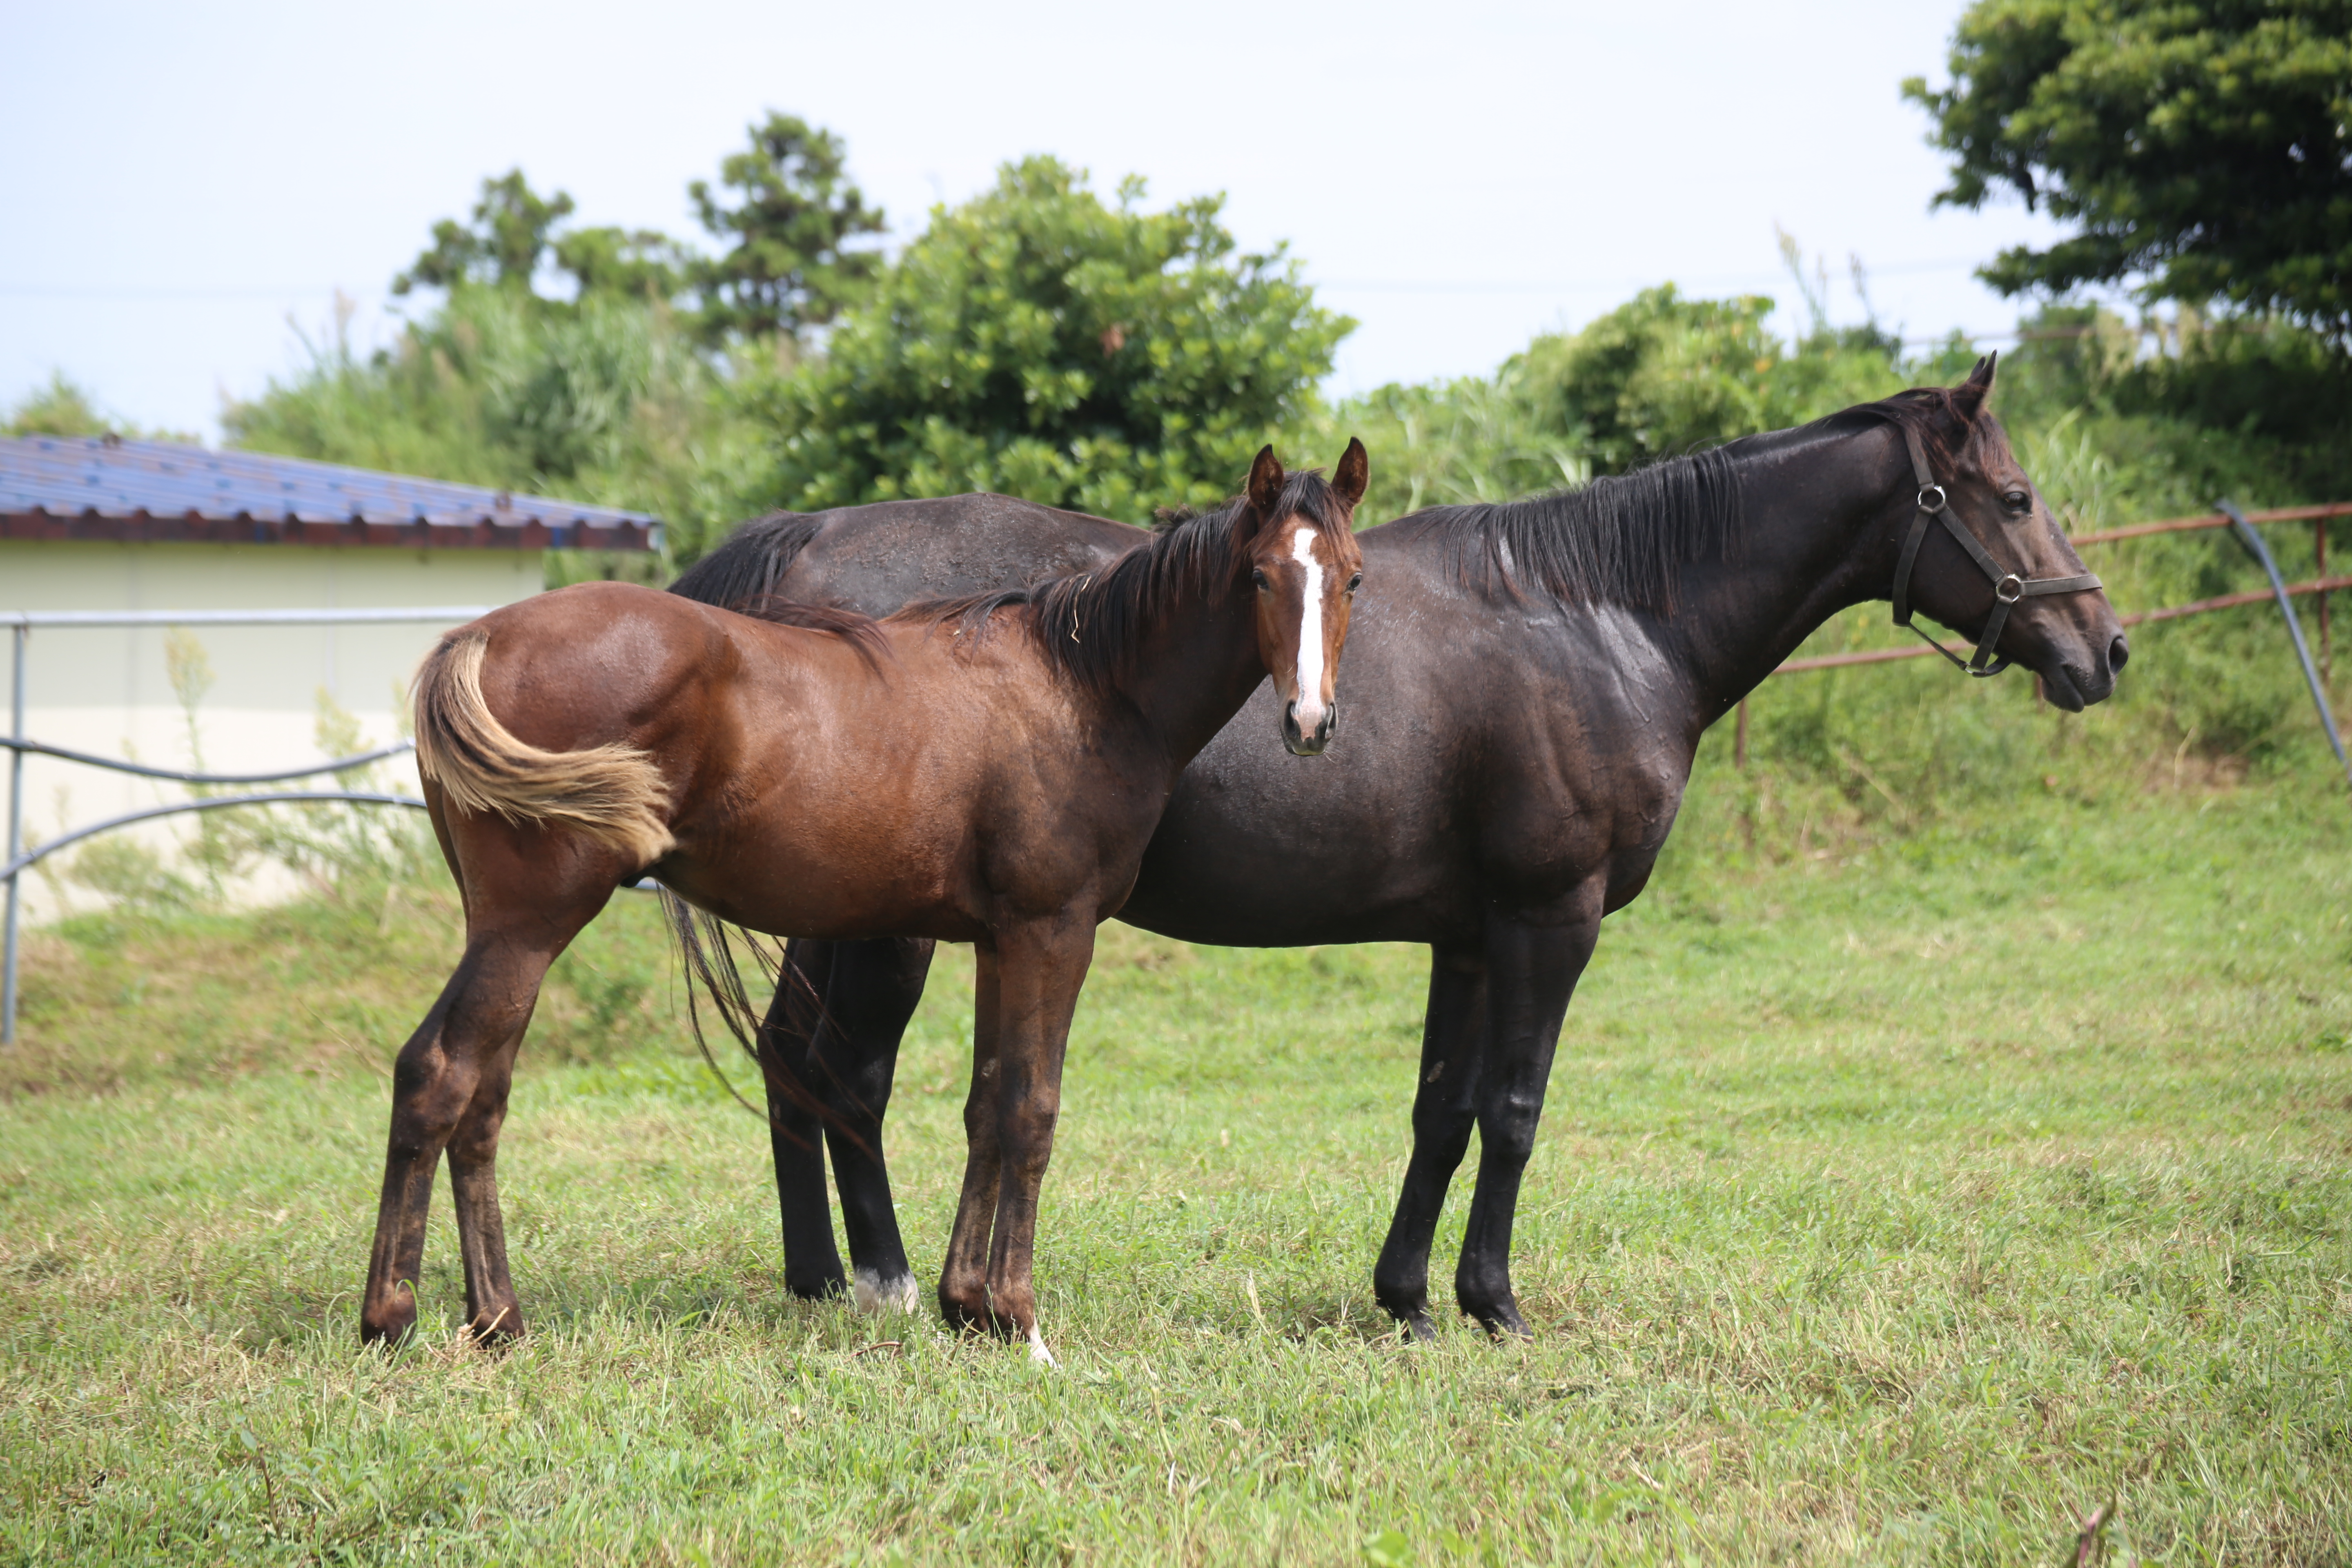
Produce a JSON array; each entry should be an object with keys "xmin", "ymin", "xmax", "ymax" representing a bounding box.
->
[{"xmin": 361, "ymin": 443, "xmax": 1369, "ymax": 1360}]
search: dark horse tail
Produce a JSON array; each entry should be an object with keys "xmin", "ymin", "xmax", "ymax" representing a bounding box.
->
[{"xmin": 667, "ymin": 511, "xmax": 825, "ymax": 609}]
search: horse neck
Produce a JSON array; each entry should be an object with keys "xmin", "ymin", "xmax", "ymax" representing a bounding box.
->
[
  {"xmin": 1110, "ymin": 580, "xmax": 1269, "ymax": 767},
  {"xmin": 1657, "ymin": 423, "xmax": 1909, "ymax": 729}
]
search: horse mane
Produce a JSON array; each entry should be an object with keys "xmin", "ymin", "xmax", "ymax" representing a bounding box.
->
[
  {"xmin": 897, "ymin": 469, "xmax": 1356, "ymax": 692},
  {"xmin": 1394, "ymin": 378, "xmax": 2011, "ymax": 610},
  {"xmin": 1817, "ymin": 383, "xmax": 2007, "ymax": 472},
  {"xmin": 1390, "ymin": 446, "xmax": 1746, "ymax": 610}
]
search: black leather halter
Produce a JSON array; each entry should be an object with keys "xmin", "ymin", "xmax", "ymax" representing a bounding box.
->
[{"xmin": 1890, "ymin": 426, "xmax": 2103, "ymax": 677}]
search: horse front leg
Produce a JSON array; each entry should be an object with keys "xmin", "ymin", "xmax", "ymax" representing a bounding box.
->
[
  {"xmin": 1453, "ymin": 889, "xmax": 1601, "ymax": 1338},
  {"xmin": 937, "ymin": 946, "xmax": 1004, "ymax": 1332},
  {"xmin": 978, "ymin": 913, "xmax": 1095, "ymax": 1362},
  {"xmin": 1372, "ymin": 947, "xmax": 1488, "ymax": 1340}
]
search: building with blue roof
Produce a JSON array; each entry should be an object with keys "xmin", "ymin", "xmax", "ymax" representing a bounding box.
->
[{"xmin": 1, "ymin": 436, "xmax": 664, "ymax": 921}]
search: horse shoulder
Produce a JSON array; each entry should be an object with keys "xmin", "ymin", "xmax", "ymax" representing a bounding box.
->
[{"xmin": 1467, "ymin": 606, "xmax": 1695, "ymax": 904}]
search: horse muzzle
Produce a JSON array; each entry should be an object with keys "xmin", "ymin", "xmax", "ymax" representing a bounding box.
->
[{"xmin": 1283, "ymin": 698, "xmax": 1336, "ymax": 756}]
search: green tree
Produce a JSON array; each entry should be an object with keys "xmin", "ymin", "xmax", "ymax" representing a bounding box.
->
[
  {"xmin": 394, "ymin": 172, "xmax": 697, "ymax": 305},
  {"xmin": 553, "ymin": 226, "xmax": 694, "ymax": 302},
  {"xmin": 1905, "ymin": 0, "xmax": 2352, "ymax": 341},
  {"xmin": 742, "ymin": 157, "xmax": 1352, "ymax": 520},
  {"xmin": 4, "ymin": 371, "xmax": 113, "ymax": 437},
  {"xmin": 393, "ymin": 170, "xmax": 579, "ymax": 296},
  {"xmin": 4, "ymin": 370, "xmax": 200, "ymax": 443},
  {"xmin": 1510, "ymin": 281, "xmax": 1919, "ymax": 476},
  {"xmin": 688, "ymin": 112, "xmax": 887, "ymax": 344}
]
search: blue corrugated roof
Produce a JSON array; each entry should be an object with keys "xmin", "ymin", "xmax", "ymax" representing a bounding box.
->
[{"xmin": 1, "ymin": 434, "xmax": 660, "ymax": 535}]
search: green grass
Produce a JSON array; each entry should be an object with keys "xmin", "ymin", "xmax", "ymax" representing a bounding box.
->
[{"xmin": 3, "ymin": 759, "xmax": 2350, "ymax": 1564}]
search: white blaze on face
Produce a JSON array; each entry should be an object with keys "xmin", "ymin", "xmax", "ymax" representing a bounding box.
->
[{"xmin": 1289, "ymin": 523, "xmax": 1329, "ymax": 731}]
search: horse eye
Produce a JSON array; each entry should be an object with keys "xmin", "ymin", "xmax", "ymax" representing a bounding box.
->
[
  {"xmin": 1252, "ymin": 568, "xmax": 1269, "ymax": 591},
  {"xmin": 1347, "ymin": 572, "xmax": 1363, "ymax": 593},
  {"xmin": 2004, "ymin": 490, "xmax": 2031, "ymax": 510}
]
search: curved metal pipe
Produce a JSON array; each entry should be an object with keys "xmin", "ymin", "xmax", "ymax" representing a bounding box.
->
[
  {"xmin": 0, "ymin": 791, "xmax": 427, "ymax": 880},
  {"xmin": 0, "ymin": 735, "xmax": 416, "ymax": 786},
  {"xmin": 2220, "ymin": 499, "xmax": 2352, "ymax": 791}
]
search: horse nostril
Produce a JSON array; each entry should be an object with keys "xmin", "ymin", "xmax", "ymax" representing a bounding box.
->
[{"xmin": 2109, "ymin": 634, "xmax": 2130, "ymax": 674}]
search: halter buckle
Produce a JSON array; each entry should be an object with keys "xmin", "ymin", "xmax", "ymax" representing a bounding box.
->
[
  {"xmin": 1916, "ymin": 483, "xmax": 1947, "ymax": 513},
  {"xmin": 1993, "ymin": 573, "xmax": 2025, "ymax": 605}
]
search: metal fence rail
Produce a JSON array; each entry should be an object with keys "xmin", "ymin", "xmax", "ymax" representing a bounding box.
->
[{"xmin": 3, "ymin": 606, "xmax": 493, "ymax": 1044}]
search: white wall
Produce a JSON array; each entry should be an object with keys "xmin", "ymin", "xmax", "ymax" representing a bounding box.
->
[{"xmin": 3, "ymin": 540, "xmax": 544, "ymax": 921}]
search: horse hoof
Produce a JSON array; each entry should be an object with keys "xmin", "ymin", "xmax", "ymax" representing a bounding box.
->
[
  {"xmin": 359, "ymin": 1298, "xmax": 419, "ymax": 1348},
  {"xmin": 1468, "ymin": 1303, "xmax": 1532, "ymax": 1341},
  {"xmin": 938, "ymin": 1290, "xmax": 993, "ymax": 1334},
  {"xmin": 465, "ymin": 1305, "xmax": 526, "ymax": 1345},
  {"xmin": 1026, "ymin": 1327, "xmax": 1058, "ymax": 1367},
  {"xmin": 854, "ymin": 1270, "xmax": 921, "ymax": 1316},
  {"xmin": 785, "ymin": 1270, "xmax": 848, "ymax": 1303},
  {"xmin": 1400, "ymin": 1311, "xmax": 1439, "ymax": 1344}
]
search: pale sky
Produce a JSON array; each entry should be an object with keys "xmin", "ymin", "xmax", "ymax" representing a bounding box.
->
[{"xmin": 4, "ymin": 0, "xmax": 2067, "ymax": 443}]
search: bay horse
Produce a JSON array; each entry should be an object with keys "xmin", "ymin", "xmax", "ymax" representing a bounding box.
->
[
  {"xmin": 677, "ymin": 358, "xmax": 2127, "ymax": 1339},
  {"xmin": 359, "ymin": 443, "xmax": 1369, "ymax": 1358}
]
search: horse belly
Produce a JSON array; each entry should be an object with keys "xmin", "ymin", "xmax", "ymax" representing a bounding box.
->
[
  {"xmin": 666, "ymin": 674, "xmax": 990, "ymax": 940},
  {"xmin": 662, "ymin": 822, "xmax": 978, "ymax": 943}
]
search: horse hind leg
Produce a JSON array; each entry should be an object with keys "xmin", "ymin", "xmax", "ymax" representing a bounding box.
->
[
  {"xmin": 820, "ymin": 935, "xmax": 933, "ymax": 1316},
  {"xmin": 756, "ymin": 934, "xmax": 932, "ymax": 1312},
  {"xmin": 1372, "ymin": 947, "xmax": 1487, "ymax": 1341},
  {"xmin": 359, "ymin": 862, "xmax": 614, "ymax": 1346},
  {"xmin": 760, "ymin": 938, "xmax": 849, "ymax": 1301}
]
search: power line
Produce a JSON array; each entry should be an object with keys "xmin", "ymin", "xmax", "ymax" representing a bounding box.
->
[
  {"xmin": 0, "ymin": 255, "xmax": 2001, "ymax": 303},
  {"xmin": 1319, "ymin": 257, "xmax": 1989, "ymax": 295},
  {"xmin": 0, "ymin": 284, "xmax": 352, "ymax": 301}
]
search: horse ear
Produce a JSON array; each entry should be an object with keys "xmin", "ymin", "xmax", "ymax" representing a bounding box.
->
[
  {"xmin": 1245, "ymin": 445, "xmax": 1285, "ymax": 520},
  {"xmin": 1331, "ymin": 437, "xmax": 1369, "ymax": 508},
  {"xmin": 1952, "ymin": 352, "xmax": 1998, "ymax": 421}
]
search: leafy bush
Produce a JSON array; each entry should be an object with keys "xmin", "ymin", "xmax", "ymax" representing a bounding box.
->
[{"xmin": 736, "ymin": 157, "xmax": 1351, "ymax": 520}]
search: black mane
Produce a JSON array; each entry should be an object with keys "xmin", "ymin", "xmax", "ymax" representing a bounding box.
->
[
  {"xmin": 1393, "ymin": 381, "xmax": 2002, "ymax": 610},
  {"xmin": 1820, "ymin": 383, "xmax": 2004, "ymax": 472},
  {"xmin": 900, "ymin": 470, "xmax": 1355, "ymax": 691},
  {"xmin": 1392, "ymin": 446, "xmax": 1745, "ymax": 610}
]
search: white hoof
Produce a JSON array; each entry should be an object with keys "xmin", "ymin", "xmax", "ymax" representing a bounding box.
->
[
  {"xmin": 853, "ymin": 1270, "xmax": 921, "ymax": 1316},
  {"xmin": 1027, "ymin": 1327, "xmax": 1058, "ymax": 1367}
]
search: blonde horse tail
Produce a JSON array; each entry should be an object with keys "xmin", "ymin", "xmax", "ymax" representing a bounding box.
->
[{"xmin": 411, "ymin": 628, "xmax": 675, "ymax": 866}]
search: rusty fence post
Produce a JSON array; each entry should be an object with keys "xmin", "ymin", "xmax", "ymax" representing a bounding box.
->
[{"xmin": 2319, "ymin": 518, "xmax": 2332, "ymax": 683}]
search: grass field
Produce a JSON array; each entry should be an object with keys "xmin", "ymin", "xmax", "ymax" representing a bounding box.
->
[{"xmin": 3, "ymin": 748, "xmax": 2350, "ymax": 1564}]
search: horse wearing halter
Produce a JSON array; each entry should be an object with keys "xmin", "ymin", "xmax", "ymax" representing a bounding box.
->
[{"xmin": 1889, "ymin": 425, "xmax": 2102, "ymax": 677}]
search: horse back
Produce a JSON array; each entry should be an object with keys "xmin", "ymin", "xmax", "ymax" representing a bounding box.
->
[{"xmin": 676, "ymin": 495, "xmax": 1145, "ymax": 620}]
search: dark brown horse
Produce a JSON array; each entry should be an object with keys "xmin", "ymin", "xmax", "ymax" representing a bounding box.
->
[
  {"xmin": 360, "ymin": 444, "xmax": 1368, "ymax": 1358},
  {"xmin": 677, "ymin": 360, "xmax": 2127, "ymax": 1339}
]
